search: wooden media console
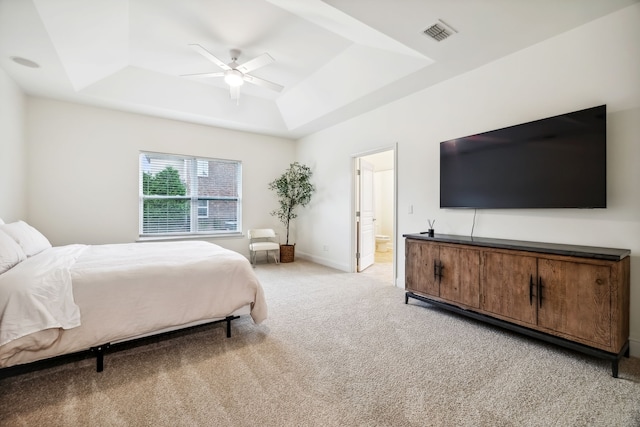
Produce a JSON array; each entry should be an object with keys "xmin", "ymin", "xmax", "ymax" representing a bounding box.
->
[{"xmin": 404, "ymin": 233, "xmax": 630, "ymax": 377}]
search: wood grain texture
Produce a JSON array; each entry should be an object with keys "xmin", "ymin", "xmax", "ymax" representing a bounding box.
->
[
  {"xmin": 405, "ymin": 236, "xmax": 630, "ymax": 354},
  {"xmin": 537, "ymin": 258, "xmax": 611, "ymax": 348},
  {"xmin": 611, "ymin": 257, "xmax": 630, "ymax": 352},
  {"xmin": 439, "ymin": 245, "xmax": 480, "ymax": 308},
  {"xmin": 481, "ymin": 251, "xmax": 537, "ymax": 326},
  {"xmin": 405, "ymin": 240, "xmax": 439, "ymax": 297}
]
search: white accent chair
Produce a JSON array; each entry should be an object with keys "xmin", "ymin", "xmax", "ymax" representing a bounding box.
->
[{"xmin": 248, "ymin": 229, "xmax": 280, "ymax": 265}]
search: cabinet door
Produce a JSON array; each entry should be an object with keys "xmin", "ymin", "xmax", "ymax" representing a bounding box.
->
[
  {"xmin": 482, "ymin": 251, "xmax": 537, "ymax": 326},
  {"xmin": 439, "ymin": 246, "xmax": 480, "ymax": 308},
  {"xmin": 405, "ymin": 240, "xmax": 439, "ymax": 297},
  {"xmin": 537, "ymin": 258, "xmax": 611, "ymax": 347}
]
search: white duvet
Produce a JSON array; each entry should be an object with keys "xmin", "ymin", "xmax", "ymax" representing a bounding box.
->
[
  {"xmin": 0, "ymin": 245, "xmax": 84, "ymax": 346},
  {"xmin": 0, "ymin": 241, "xmax": 267, "ymax": 368}
]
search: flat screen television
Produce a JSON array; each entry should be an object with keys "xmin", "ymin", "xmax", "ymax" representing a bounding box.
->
[{"xmin": 439, "ymin": 105, "xmax": 606, "ymax": 209}]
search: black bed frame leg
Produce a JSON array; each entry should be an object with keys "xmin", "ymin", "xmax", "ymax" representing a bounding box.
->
[
  {"xmin": 224, "ymin": 315, "xmax": 240, "ymax": 338},
  {"xmin": 90, "ymin": 344, "xmax": 110, "ymax": 372},
  {"xmin": 96, "ymin": 353, "xmax": 104, "ymax": 372}
]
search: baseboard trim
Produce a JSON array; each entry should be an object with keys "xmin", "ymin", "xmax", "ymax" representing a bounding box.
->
[
  {"xmin": 629, "ymin": 338, "xmax": 640, "ymax": 358},
  {"xmin": 295, "ymin": 251, "xmax": 349, "ymax": 272}
]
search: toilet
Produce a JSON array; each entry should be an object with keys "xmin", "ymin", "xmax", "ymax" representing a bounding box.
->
[{"xmin": 375, "ymin": 235, "xmax": 390, "ymax": 252}]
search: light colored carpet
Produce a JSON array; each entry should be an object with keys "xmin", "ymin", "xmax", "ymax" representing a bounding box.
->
[{"xmin": 1, "ymin": 260, "xmax": 639, "ymax": 426}]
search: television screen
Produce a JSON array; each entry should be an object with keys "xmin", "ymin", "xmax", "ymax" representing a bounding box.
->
[{"xmin": 440, "ymin": 105, "xmax": 606, "ymax": 209}]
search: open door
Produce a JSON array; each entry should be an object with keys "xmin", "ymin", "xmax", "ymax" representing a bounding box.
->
[
  {"xmin": 353, "ymin": 147, "xmax": 396, "ymax": 283},
  {"xmin": 357, "ymin": 158, "xmax": 375, "ymax": 271}
]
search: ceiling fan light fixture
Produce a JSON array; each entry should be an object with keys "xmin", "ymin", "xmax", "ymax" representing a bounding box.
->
[
  {"xmin": 185, "ymin": 44, "xmax": 282, "ymax": 100},
  {"xmin": 224, "ymin": 69, "xmax": 244, "ymax": 87}
]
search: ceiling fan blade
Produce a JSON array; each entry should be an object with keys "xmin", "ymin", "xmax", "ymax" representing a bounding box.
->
[
  {"xmin": 188, "ymin": 44, "xmax": 231, "ymax": 71},
  {"xmin": 236, "ymin": 53, "xmax": 274, "ymax": 74},
  {"xmin": 243, "ymin": 74, "xmax": 284, "ymax": 93},
  {"xmin": 180, "ymin": 72, "xmax": 225, "ymax": 78}
]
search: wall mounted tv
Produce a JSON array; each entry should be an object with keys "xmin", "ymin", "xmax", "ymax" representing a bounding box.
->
[{"xmin": 440, "ymin": 105, "xmax": 606, "ymax": 209}]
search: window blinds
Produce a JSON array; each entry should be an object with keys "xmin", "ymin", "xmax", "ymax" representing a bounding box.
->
[{"xmin": 139, "ymin": 152, "xmax": 241, "ymax": 235}]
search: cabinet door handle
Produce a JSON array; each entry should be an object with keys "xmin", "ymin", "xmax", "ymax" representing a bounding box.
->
[
  {"xmin": 538, "ymin": 277, "xmax": 543, "ymax": 308},
  {"xmin": 439, "ymin": 262, "xmax": 444, "ymax": 283},
  {"xmin": 433, "ymin": 260, "xmax": 437, "ymax": 281},
  {"xmin": 529, "ymin": 275, "xmax": 534, "ymax": 305}
]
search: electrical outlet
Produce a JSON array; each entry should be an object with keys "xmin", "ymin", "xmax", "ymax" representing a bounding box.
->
[{"xmin": 408, "ymin": 204, "xmax": 413, "ymax": 214}]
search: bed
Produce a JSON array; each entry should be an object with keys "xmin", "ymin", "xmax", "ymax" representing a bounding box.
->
[{"xmin": 0, "ymin": 220, "xmax": 267, "ymax": 375}]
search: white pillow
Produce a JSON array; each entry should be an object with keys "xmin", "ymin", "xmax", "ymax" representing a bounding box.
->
[
  {"xmin": 0, "ymin": 221, "xmax": 52, "ymax": 257},
  {"xmin": 0, "ymin": 229, "xmax": 27, "ymax": 274}
]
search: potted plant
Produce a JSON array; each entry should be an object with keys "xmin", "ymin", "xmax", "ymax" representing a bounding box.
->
[{"xmin": 268, "ymin": 162, "xmax": 315, "ymax": 262}]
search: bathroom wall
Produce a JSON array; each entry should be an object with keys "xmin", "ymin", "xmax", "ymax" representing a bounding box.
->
[{"xmin": 374, "ymin": 169, "xmax": 394, "ymax": 239}]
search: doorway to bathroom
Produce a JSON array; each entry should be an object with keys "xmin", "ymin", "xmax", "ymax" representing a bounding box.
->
[{"xmin": 353, "ymin": 147, "xmax": 396, "ymax": 285}]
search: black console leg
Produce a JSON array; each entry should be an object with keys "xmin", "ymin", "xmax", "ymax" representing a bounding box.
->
[
  {"xmin": 612, "ymin": 360, "xmax": 619, "ymax": 378},
  {"xmin": 624, "ymin": 346, "xmax": 630, "ymax": 358},
  {"xmin": 405, "ymin": 293, "xmax": 409, "ymax": 304}
]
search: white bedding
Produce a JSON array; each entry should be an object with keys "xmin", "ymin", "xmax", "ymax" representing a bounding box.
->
[{"xmin": 0, "ymin": 241, "xmax": 267, "ymax": 368}]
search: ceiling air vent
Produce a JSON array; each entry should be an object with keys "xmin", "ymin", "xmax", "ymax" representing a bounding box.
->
[{"xmin": 423, "ymin": 19, "xmax": 457, "ymax": 42}]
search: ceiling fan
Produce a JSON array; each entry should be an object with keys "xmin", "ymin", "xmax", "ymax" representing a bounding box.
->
[{"xmin": 183, "ymin": 44, "xmax": 284, "ymax": 103}]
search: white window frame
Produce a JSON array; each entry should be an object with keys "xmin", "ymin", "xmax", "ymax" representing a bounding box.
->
[
  {"xmin": 196, "ymin": 159, "xmax": 209, "ymax": 177},
  {"xmin": 139, "ymin": 152, "xmax": 242, "ymax": 238},
  {"xmin": 197, "ymin": 199, "xmax": 209, "ymax": 218}
]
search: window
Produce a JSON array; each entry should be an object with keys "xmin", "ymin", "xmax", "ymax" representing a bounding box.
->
[
  {"xmin": 197, "ymin": 200, "xmax": 209, "ymax": 218},
  {"xmin": 196, "ymin": 159, "xmax": 209, "ymax": 177},
  {"xmin": 139, "ymin": 152, "xmax": 242, "ymax": 236}
]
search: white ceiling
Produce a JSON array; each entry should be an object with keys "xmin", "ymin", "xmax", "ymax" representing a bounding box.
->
[{"xmin": 1, "ymin": 0, "xmax": 637, "ymax": 139}]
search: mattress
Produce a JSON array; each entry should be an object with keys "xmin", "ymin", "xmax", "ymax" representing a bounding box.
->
[{"xmin": 0, "ymin": 240, "xmax": 267, "ymax": 368}]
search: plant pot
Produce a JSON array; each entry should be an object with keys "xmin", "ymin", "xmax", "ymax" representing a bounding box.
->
[{"xmin": 280, "ymin": 244, "xmax": 295, "ymax": 263}]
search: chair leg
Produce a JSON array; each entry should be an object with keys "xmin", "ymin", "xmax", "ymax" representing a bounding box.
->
[{"xmin": 250, "ymin": 250, "xmax": 280, "ymax": 265}]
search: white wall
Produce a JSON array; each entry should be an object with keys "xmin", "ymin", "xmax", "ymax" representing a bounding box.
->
[
  {"xmin": 25, "ymin": 98, "xmax": 296, "ymax": 256},
  {"xmin": 295, "ymin": 5, "xmax": 640, "ymax": 355},
  {"xmin": 374, "ymin": 170, "xmax": 393, "ymax": 238},
  {"xmin": 0, "ymin": 67, "xmax": 27, "ymax": 222}
]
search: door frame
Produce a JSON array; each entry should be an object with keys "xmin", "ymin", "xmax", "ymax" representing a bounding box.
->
[{"xmin": 350, "ymin": 143, "xmax": 398, "ymax": 285}]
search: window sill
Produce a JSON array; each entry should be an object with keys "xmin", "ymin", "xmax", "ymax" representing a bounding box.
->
[{"xmin": 137, "ymin": 232, "xmax": 244, "ymax": 242}]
